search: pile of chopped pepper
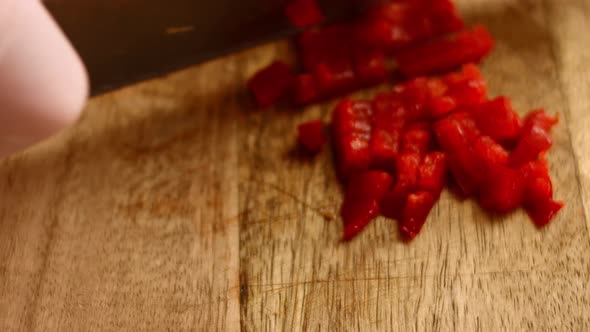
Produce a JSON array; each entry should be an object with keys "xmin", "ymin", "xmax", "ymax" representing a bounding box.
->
[{"xmin": 247, "ymin": 0, "xmax": 563, "ymax": 241}]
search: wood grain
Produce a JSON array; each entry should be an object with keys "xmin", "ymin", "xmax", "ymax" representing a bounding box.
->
[{"xmin": 1, "ymin": 0, "xmax": 590, "ymax": 331}]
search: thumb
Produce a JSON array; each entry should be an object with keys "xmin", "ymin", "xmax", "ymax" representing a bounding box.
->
[{"xmin": 0, "ymin": 0, "xmax": 89, "ymax": 159}]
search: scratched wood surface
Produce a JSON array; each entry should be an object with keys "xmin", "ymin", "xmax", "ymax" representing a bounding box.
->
[{"xmin": 1, "ymin": 0, "xmax": 589, "ymax": 331}]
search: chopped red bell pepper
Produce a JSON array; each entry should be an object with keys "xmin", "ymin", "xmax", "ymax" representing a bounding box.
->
[
  {"xmin": 400, "ymin": 191, "xmax": 436, "ymax": 239},
  {"xmin": 297, "ymin": 120, "xmax": 326, "ymax": 153},
  {"xmin": 293, "ymin": 74, "xmax": 321, "ymax": 105},
  {"xmin": 479, "ymin": 164, "xmax": 525, "ymax": 213},
  {"xmin": 472, "ymin": 97, "xmax": 523, "ymax": 145},
  {"xmin": 418, "ymin": 152, "xmax": 447, "ymax": 197},
  {"xmin": 509, "ymin": 125, "xmax": 553, "ymax": 166},
  {"xmin": 248, "ymin": 61, "xmax": 294, "ymax": 107},
  {"xmin": 298, "ymin": 25, "xmax": 353, "ymax": 72},
  {"xmin": 380, "ymin": 153, "xmax": 421, "ymax": 219},
  {"xmin": 395, "ymin": 25, "xmax": 495, "ymax": 77},
  {"xmin": 314, "ymin": 60, "xmax": 357, "ymax": 95},
  {"xmin": 523, "ymin": 109, "xmax": 558, "ymax": 132},
  {"xmin": 354, "ymin": 51, "xmax": 389, "ymax": 85},
  {"xmin": 332, "ymin": 99, "xmax": 373, "ymax": 179},
  {"xmin": 401, "ymin": 127, "xmax": 433, "ymax": 154},
  {"xmin": 285, "ymin": 0, "xmax": 325, "ymax": 28},
  {"xmin": 341, "ymin": 171, "xmax": 393, "ymax": 240}
]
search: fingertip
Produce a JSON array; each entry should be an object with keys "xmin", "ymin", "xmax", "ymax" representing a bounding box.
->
[{"xmin": 0, "ymin": 0, "xmax": 89, "ymax": 158}]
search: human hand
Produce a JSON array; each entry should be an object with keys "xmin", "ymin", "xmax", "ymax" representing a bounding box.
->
[{"xmin": 0, "ymin": 0, "xmax": 88, "ymax": 159}]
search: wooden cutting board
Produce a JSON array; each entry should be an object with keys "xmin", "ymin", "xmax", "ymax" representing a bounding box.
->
[{"xmin": 1, "ymin": 0, "xmax": 589, "ymax": 330}]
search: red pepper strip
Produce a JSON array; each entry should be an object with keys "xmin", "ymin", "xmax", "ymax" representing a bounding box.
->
[
  {"xmin": 314, "ymin": 60, "xmax": 357, "ymax": 95},
  {"xmin": 298, "ymin": 25, "xmax": 353, "ymax": 72},
  {"xmin": 401, "ymin": 127, "xmax": 433, "ymax": 154},
  {"xmin": 509, "ymin": 125, "xmax": 553, "ymax": 166},
  {"xmin": 471, "ymin": 136, "xmax": 509, "ymax": 167},
  {"xmin": 434, "ymin": 111, "xmax": 480, "ymax": 151},
  {"xmin": 479, "ymin": 164, "xmax": 525, "ymax": 213},
  {"xmin": 285, "ymin": 0, "xmax": 325, "ymax": 28},
  {"xmin": 418, "ymin": 152, "xmax": 447, "ymax": 197},
  {"xmin": 380, "ymin": 153, "xmax": 421, "ymax": 219},
  {"xmin": 434, "ymin": 112, "xmax": 482, "ymax": 195},
  {"xmin": 293, "ymin": 74, "xmax": 320, "ymax": 105},
  {"xmin": 332, "ymin": 100, "xmax": 373, "ymax": 179},
  {"xmin": 472, "ymin": 97, "xmax": 523, "ymax": 145},
  {"xmin": 523, "ymin": 109, "xmax": 558, "ymax": 132},
  {"xmin": 354, "ymin": 51, "xmax": 389, "ymax": 86},
  {"xmin": 341, "ymin": 171, "xmax": 393, "ymax": 240},
  {"xmin": 357, "ymin": 0, "xmax": 463, "ymax": 52},
  {"xmin": 444, "ymin": 63, "xmax": 488, "ymax": 108},
  {"xmin": 523, "ymin": 178, "xmax": 564, "ymax": 227},
  {"xmin": 400, "ymin": 191, "xmax": 436, "ymax": 240},
  {"xmin": 395, "ymin": 25, "xmax": 495, "ymax": 77},
  {"xmin": 247, "ymin": 61, "xmax": 294, "ymax": 107},
  {"xmin": 370, "ymin": 93, "xmax": 406, "ymax": 169},
  {"xmin": 520, "ymin": 160, "xmax": 564, "ymax": 226},
  {"xmin": 297, "ymin": 120, "xmax": 326, "ymax": 153},
  {"xmin": 342, "ymin": 200, "xmax": 380, "ymax": 241}
]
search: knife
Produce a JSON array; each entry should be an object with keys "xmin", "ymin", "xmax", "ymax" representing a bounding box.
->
[{"xmin": 44, "ymin": 0, "xmax": 373, "ymax": 96}]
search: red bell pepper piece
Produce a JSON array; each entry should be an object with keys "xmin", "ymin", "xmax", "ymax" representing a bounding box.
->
[
  {"xmin": 471, "ymin": 136, "xmax": 509, "ymax": 167},
  {"xmin": 342, "ymin": 200, "xmax": 380, "ymax": 241},
  {"xmin": 298, "ymin": 25, "xmax": 353, "ymax": 72},
  {"xmin": 400, "ymin": 191, "xmax": 436, "ymax": 240},
  {"xmin": 354, "ymin": 51, "xmax": 389, "ymax": 85},
  {"xmin": 248, "ymin": 61, "xmax": 294, "ymax": 107},
  {"xmin": 314, "ymin": 60, "xmax": 357, "ymax": 95},
  {"xmin": 395, "ymin": 25, "xmax": 495, "ymax": 77},
  {"xmin": 293, "ymin": 74, "xmax": 321, "ymax": 105},
  {"xmin": 297, "ymin": 120, "xmax": 326, "ymax": 153},
  {"xmin": 443, "ymin": 63, "xmax": 487, "ymax": 108},
  {"xmin": 523, "ymin": 109, "xmax": 558, "ymax": 132},
  {"xmin": 418, "ymin": 152, "xmax": 447, "ymax": 197},
  {"xmin": 401, "ymin": 127, "xmax": 433, "ymax": 154},
  {"xmin": 509, "ymin": 125, "xmax": 553, "ymax": 166},
  {"xmin": 433, "ymin": 112, "xmax": 479, "ymax": 151},
  {"xmin": 285, "ymin": 0, "xmax": 325, "ymax": 28},
  {"xmin": 472, "ymin": 97, "xmax": 523, "ymax": 145},
  {"xmin": 332, "ymin": 100, "xmax": 373, "ymax": 179},
  {"xmin": 380, "ymin": 153, "xmax": 421, "ymax": 219},
  {"xmin": 523, "ymin": 177, "xmax": 564, "ymax": 227},
  {"xmin": 341, "ymin": 171, "xmax": 393, "ymax": 240},
  {"xmin": 479, "ymin": 164, "xmax": 525, "ymax": 213}
]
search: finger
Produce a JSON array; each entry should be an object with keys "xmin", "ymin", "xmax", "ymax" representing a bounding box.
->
[{"xmin": 0, "ymin": 0, "xmax": 89, "ymax": 158}]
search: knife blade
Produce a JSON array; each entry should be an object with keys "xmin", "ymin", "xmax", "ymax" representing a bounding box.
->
[{"xmin": 44, "ymin": 0, "xmax": 372, "ymax": 96}]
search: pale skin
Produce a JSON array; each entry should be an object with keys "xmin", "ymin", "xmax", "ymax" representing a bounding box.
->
[{"xmin": 0, "ymin": 0, "xmax": 89, "ymax": 159}]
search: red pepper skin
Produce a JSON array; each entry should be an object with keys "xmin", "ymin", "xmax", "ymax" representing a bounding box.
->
[
  {"xmin": 248, "ymin": 61, "xmax": 294, "ymax": 107},
  {"xmin": 285, "ymin": 0, "xmax": 325, "ymax": 28},
  {"xmin": 342, "ymin": 200, "xmax": 380, "ymax": 241},
  {"xmin": 370, "ymin": 129, "xmax": 402, "ymax": 170},
  {"xmin": 370, "ymin": 93, "xmax": 406, "ymax": 169},
  {"xmin": 479, "ymin": 164, "xmax": 525, "ymax": 213},
  {"xmin": 523, "ymin": 176, "xmax": 564, "ymax": 227},
  {"xmin": 520, "ymin": 160, "xmax": 563, "ymax": 226},
  {"xmin": 380, "ymin": 153, "xmax": 421, "ymax": 219},
  {"xmin": 523, "ymin": 109, "xmax": 558, "ymax": 132},
  {"xmin": 297, "ymin": 120, "xmax": 326, "ymax": 153},
  {"xmin": 354, "ymin": 51, "xmax": 389, "ymax": 85},
  {"xmin": 509, "ymin": 125, "xmax": 553, "ymax": 167},
  {"xmin": 298, "ymin": 25, "xmax": 352, "ymax": 72},
  {"xmin": 293, "ymin": 74, "xmax": 321, "ymax": 105},
  {"xmin": 400, "ymin": 191, "xmax": 436, "ymax": 240},
  {"xmin": 472, "ymin": 97, "xmax": 523, "ymax": 145},
  {"xmin": 472, "ymin": 136, "xmax": 509, "ymax": 167},
  {"xmin": 443, "ymin": 63, "xmax": 488, "ymax": 108},
  {"xmin": 314, "ymin": 60, "xmax": 357, "ymax": 95},
  {"xmin": 332, "ymin": 100, "xmax": 373, "ymax": 179},
  {"xmin": 433, "ymin": 112, "xmax": 479, "ymax": 151},
  {"xmin": 341, "ymin": 171, "xmax": 393, "ymax": 240},
  {"xmin": 418, "ymin": 152, "xmax": 447, "ymax": 197},
  {"xmin": 395, "ymin": 25, "xmax": 495, "ymax": 77},
  {"xmin": 402, "ymin": 127, "xmax": 433, "ymax": 154}
]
